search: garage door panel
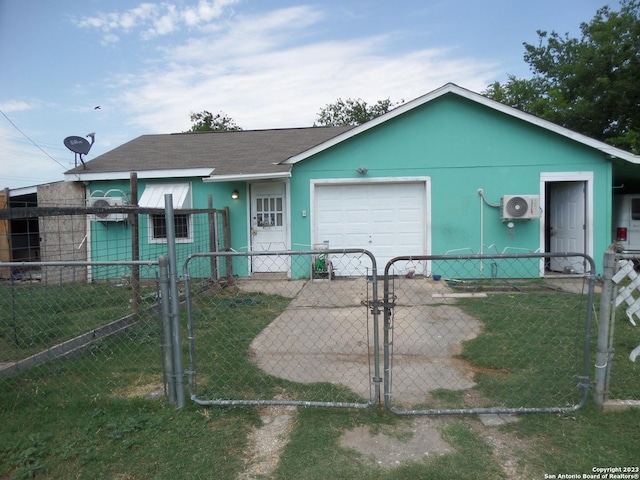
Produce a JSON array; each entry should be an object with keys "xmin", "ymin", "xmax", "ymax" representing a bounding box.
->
[
  {"xmin": 374, "ymin": 211, "xmax": 396, "ymax": 223},
  {"xmin": 346, "ymin": 211, "xmax": 369, "ymax": 224},
  {"xmin": 315, "ymin": 182, "xmax": 426, "ymax": 275},
  {"xmin": 399, "ymin": 232, "xmax": 422, "ymax": 243},
  {"xmin": 397, "ymin": 206, "xmax": 422, "ymax": 218}
]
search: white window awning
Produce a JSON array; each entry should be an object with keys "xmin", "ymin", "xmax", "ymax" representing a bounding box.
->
[{"xmin": 139, "ymin": 183, "xmax": 192, "ymax": 209}]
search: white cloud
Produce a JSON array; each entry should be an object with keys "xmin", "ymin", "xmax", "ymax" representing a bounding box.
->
[
  {"xmin": 101, "ymin": 33, "xmax": 120, "ymax": 45},
  {"xmin": 0, "ymin": 100, "xmax": 34, "ymax": 113},
  {"xmin": 183, "ymin": 0, "xmax": 238, "ymax": 25},
  {"xmin": 104, "ymin": 5, "xmax": 499, "ymax": 133},
  {"xmin": 75, "ymin": 0, "xmax": 238, "ymax": 40}
]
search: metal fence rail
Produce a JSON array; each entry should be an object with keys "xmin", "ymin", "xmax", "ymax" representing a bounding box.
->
[
  {"xmin": 183, "ymin": 249, "xmax": 381, "ymax": 408},
  {"xmin": 0, "ymin": 260, "xmax": 168, "ymax": 400},
  {"xmin": 383, "ymin": 252, "xmax": 595, "ymax": 415}
]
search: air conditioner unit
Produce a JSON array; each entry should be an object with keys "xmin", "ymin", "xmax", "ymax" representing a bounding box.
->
[
  {"xmin": 501, "ymin": 195, "xmax": 540, "ymax": 220},
  {"xmin": 89, "ymin": 196, "xmax": 128, "ymax": 222}
]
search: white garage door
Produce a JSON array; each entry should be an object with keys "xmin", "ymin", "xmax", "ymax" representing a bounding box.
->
[{"xmin": 314, "ymin": 182, "xmax": 426, "ymax": 275}]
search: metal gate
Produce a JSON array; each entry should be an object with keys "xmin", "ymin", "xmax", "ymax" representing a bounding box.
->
[
  {"xmin": 383, "ymin": 252, "xmax": 595, "ymax": 415},
  {"xmin": 181, "ymin": 250, "xmax": 594, "ymax": 414},
  {"xmin": 182, "ymin": 249, "xmax": 381, "ymax": 408}
]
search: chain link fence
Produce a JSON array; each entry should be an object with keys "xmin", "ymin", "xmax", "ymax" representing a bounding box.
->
[
  {"xmin": 1, "ymin": 190, "xmax": 230, "ymax": 406},
  {"xmin": 594, "ymin": 250, "xmax": 640, "ymax": 409},
  {"xmin": 183, "ymin": 250, "xmax": 596, "ymax": 414},
  {"xmin": 2, "ymin": 248, "xmax": 600, "ymax": 415},
  {"xmin": 0, "ymin": 261, "xmax": 168, "ymax": 401},
  {"xmin": 383, "ymin": 253, "xmax": 595, "ymax": 415},
  {"xmin": 184, "ymin": 249, "xmax": 381, "ymax": 408},
  {"xmin": 1, "ymin": 189, "xmax": 231, "ymax": 283}
]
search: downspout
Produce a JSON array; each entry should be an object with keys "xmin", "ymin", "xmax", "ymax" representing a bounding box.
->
[{"xmin": 479, "ymin": 190, "xmax": 484, "ymax": 275}]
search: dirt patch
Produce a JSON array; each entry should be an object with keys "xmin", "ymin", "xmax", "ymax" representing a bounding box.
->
[
  {"xmin": 469, "ymin": 419, "xmax": 538, "ymax": 480},
  {"xmin": 113, "ymin": 379, "xmax": 164, "ymax": 399},
  {"xmin": 339, "ymin": 417, "xmax": 454, "ymax": 468},
  {"xmin": 339, "ymin": 414, "xmax": 536, "ymax": 477},
  {"xmin": 238, "ymin": 404, "xmax": 297, "ymax": 479},
  {"xmin": 236, "ymin": 404, "xmax": 536, "ymax": 478}
]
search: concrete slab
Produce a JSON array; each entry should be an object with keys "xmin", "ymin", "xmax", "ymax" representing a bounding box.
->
[
  {"xmin": 478, "ymin": 414, "xmax": 520, "ymax": 427},
  {"xmin": 544, "ymin": 277, "xmax": 600, "ymax": 294},
  {"xmin": 248, "ymin": 276, "xmax": 483, "ymax": 405},
  {"xmin": 602, "ymin": 399, "xmax": 640, "ymax": 412}
]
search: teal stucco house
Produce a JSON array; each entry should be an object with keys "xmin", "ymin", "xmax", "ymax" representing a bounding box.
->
[{"xmin": 65, "ymin": 84, "xmax": 640, "ymax": 278}]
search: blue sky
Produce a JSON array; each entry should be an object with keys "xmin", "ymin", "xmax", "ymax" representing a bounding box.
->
[{"xmin": 0, "ymin": 0, "xmax": 616, "ymax": 189}]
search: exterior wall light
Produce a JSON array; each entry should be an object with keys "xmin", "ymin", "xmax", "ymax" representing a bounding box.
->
[{"xmin": 231, "ymin": 190, "xmax": 239, "ymax": 199}]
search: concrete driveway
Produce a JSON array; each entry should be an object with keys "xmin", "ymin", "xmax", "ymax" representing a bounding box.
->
[{"xmin": 244, "ymin": 276, "xmax": 482, "ymax": 406}]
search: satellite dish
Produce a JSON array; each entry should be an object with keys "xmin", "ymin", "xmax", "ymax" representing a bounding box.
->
[
  {"xmin": 64, "ymin": 136, "xmax": 91, "ymax": 155},
  {"xmin": 63, "ymin": 133, "xmax": 95, "ymax": 170}
]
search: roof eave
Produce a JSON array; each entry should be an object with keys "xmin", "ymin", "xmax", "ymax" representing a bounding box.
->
[
  {"xmin": 64, "ymin": 168, "xmax": 215, "ymax": 183},
  {"xmin": 202, "ymin": 172, "xmax": 291, "ymax": 183}
]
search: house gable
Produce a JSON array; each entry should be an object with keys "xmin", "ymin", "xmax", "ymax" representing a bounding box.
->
[
  {"xmin": 284, "ymin": 83, "xmax": 640, "ymax": 167},
  {"xmin": 289, "ymin": 90, "xmax": 614, "ymax": 261}
]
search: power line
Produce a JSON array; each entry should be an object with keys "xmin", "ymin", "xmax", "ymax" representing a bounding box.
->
[
  {"xmin": 0, "ymin": 131, "xmax": 69, "ymax": 151},
  {"xmin": 0, "ymin": 109, "xmax": 68, "ymax": 170},
  {"xmin": 0, "ymin": 173, "xmax": 60, "ymax": 183},
  {"xmin": 0, "ymin": 144, "xmax": 74, "ymax": 162}
]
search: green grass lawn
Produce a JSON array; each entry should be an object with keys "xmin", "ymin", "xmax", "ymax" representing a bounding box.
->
[
  {"xmin": 188, "ymin": 290, "xmax": 368, "ymax": 404},
  {"xmin": 457, "ymin": 292, "xmax": 589, "ymax": 408},
  {"xmin": 1, "ymin": 283, "xmax": 638, "ymax": 479},
  {"xmin": 0, "ymin": 282, "xmax": 158, "ymax": 362}
]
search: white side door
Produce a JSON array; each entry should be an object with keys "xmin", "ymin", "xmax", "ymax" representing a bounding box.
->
[
  {"xmin": 549, "ymin": 181, "xmax": 586, "ymax": 273},
  {"xmin": 250, "ymin": 183, "xmax": 288, "ymax": 273}
]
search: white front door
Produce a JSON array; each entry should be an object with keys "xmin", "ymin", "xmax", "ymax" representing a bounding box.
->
[
  {"xmin": 549, "ymin": 181, "xmax": 586, "ymax": 273},
  {"xmin": 250, "ymin": 183, "xmax": 288, "ymax": 273}
]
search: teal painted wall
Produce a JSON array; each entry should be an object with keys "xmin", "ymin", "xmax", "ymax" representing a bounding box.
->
[
  {"xmin": 87, "ymin": 93, "xmax": 614, "ymax": 279},
  {"xmin": 291, "ymin": 94, "xmax": 612, "ymax": 274},
  {"xmin": 87, "ymin": 179, "xmax": 249, "ymax": 279}
]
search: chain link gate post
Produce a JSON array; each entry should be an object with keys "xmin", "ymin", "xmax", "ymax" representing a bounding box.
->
[
  {"xmin": 164, "ymin": 194, "xmax": 185, "ymax": 408},
  {"xmin": 594, "ymin": 244, "xmax": 619, "ymax": 408},
  {"xmin": 369, "ymin": 268, "xmax": 383, "ymax": 406},
  {"xmin": 158, "ymin": 255, "xmax": 176, "ymax": 405}
]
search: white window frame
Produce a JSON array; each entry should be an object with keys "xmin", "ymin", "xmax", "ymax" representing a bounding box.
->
[
  {"xmin": 140, "ymin": 182, "xmax": 194, "ymax": 245},
  {"xmin": 149, "ymin": 212, "xmax": 194, "ymax": 244}
]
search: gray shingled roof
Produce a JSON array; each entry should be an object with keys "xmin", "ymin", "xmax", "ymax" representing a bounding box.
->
[{"xmin": 65, "ymin": 126, "xmax": 354, "ymax": 177}]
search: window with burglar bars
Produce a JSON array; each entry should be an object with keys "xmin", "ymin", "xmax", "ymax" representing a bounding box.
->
[
  {"xmin": 255, "ymin": 196, "xmax": 283, "ymax": 227},
  {"xmin": 150, "ymin": 213, "xmax": 192, "ymax": 243}
]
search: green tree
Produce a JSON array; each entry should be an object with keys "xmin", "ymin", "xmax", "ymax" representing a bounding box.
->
[
  {"xmin": 484, "ymin": 0, "xmax": 640, "ymax": 153},
  {"xmin": 187, "ymin": 111, "xmax": 242, "ymax": 132},
  {"xmin": 314, "ymin": 97, "xmax": 402, "ymax": 126}
]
